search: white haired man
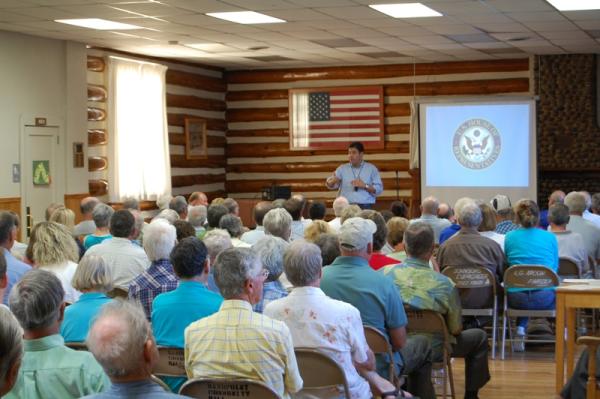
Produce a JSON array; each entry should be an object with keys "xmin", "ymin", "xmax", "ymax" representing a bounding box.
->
[
  {"xmin": 184, "ymin": 247, "xmax": 303, "ymax": 398},
  {"xmin": 410, "ymin": 196, "xmax": 451, "ymax": 244},
  {"xmin": 74, "ymin": 197, "xmax": 100, "ymax": 237},
  {"xmin": 241, "ymin": 201, "xmax": 273, "ymax": 245},
  {"xmin": 7, "ymin": 269, "xmax": 109, "ymax": 398},
  {"xmin": 328, "ymin": 196, "xmax": 349, "ymax": 232},
  {"xmin": 128, "ymin": 220, "xmax": 178, "ymax": 319},
  {"xmin": 84, "ymin": 300, "xmax": 185, "ymax": 398},
  {"xmin": 565, "ymin": 191, "xmax": 600, "ymax": 264},
  {"xmin": 0, "ymin": 306, "xmax": 22, "ymax": 397}
]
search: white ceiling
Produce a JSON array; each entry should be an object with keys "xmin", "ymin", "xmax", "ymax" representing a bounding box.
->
[{"xmin": 1, "ymin": 0, "xmax": 600, "ymax": 69}]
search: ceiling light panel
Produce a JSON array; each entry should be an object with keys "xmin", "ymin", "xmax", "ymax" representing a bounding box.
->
[
  {"xmin": 55, "ymin": 18, "xmax": 142, "ymax": 30},
  {"xmin": 206, "ymin": 11, "xmax": 285, "ymax": 24},
  {"xmin": 546, "ymin": 0, "xmax": 600, "ymax": 11},
  {"xmin": 369, "ymin": 3, "xmax": 442, "ymax": 18}
]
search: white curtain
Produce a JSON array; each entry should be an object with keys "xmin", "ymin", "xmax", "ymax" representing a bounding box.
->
[
  {"xmin": 291, "ymin": 93, "xmax": 309, "ymax": 148},
  {"xmin": 409, "ymin": 101, "xmax": 419, "ymax": 169},
  {"xmin": 107, "ymin": 56, "xmax": 171, "ymax": 202}
]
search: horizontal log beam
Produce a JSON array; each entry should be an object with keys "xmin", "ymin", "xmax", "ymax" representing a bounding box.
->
[
  {"xmin": 172, "ymin": 174, "xmax": 226, "ymax": 188},
  {"xmin": 384, "ymin": 103, "xmax": 410, "ymax": 117},
  {"xmin": 88, "ymin": 156, "xmax": 107, "ymax": 172},
  {"xmin": 226, "ymin": 89, "xmax": 288, "ymax": 102},
  {"xmin": 227, "ymin": 141, "xmax": 407, "ymax": 158},
  {"xmin": 227, "ymin": 107, "xmax": 289, "ymax": 122},
  {"xmin": 385, "ymin": 124, "xmax": 410, "ymax": 134},
  {"xmin": 166, "ymin": 93, "xmax": 226, "ymax": 112},
  {"xmin": 89, "ymin": 179, "xmax": 108, "ymax": 197},
  {"xmin": 226, "ymin": 58, "xmax": 529, "ymax": 84},
  {"xmin": 87, "ymin": 56, "xmax": 105, "ymax": 72},
  {"xmin": 226, "ymin": 159, "xmax": 409, "ymax": 173},
  {"xmin": 168, "ymin": 133, "xmax": 226, "ymax": 147},
  {"xmin": 227, "ymin": 128, "xmax": 289, "ymax": 137},
  {"xmin": 226, "ymin": 178, "xmax": 411, "ymax": 193},
  {"xmin": 170, "ymin": 154, "xmax": 226, "ymax": 168},
  {"xmin": 168, "ymin": 113, "xmax": 226, "ymax": 131},
  {"xmin": 385, "ymin": 78, "xmax": 529, "ymax": 97},
  {"xmin": 88, "ymin": 129, "xmax": 107, "ymax": 146},
  {"xmin": 166, "ymin": 69, "xmax": 226, "ymax": 93}
]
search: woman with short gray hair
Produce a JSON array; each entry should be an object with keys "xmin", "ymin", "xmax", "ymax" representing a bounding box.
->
[
  {"xmin": 219, "ymin": 214, "xmax": 250, "ymax": 248},
  {"xmin": 84, "ymin": 203, "xmax": 114, "ymax": 250},
  {"xmin": 252, "ymin": 236, "xmax": 288, "ymax": 313},
  {"xmin": 263, "ymin": 208, "xmax": 292, "ymax": 242},
  {"xmin": 0, "ymin": 306, "xmax": 22, "ymax": 396},
  {"xmin": 61, "ymin": 255, "xmax": 113, "ymax": 343}
]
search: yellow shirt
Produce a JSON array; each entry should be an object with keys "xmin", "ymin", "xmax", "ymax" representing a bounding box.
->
[{"xmin": 184, "ymin": 299, "xmax": 303, "ymax": 398}]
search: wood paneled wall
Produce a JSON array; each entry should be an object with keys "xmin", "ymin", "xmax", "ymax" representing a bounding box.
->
[{"xmin": 225, "ymin": 59, "xmax": 531, "ymax": 203}]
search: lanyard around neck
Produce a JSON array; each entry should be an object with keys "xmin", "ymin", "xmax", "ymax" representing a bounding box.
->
[{"xmin": 350, "ymin": 161, "xmax": 364, "ymax": 180}]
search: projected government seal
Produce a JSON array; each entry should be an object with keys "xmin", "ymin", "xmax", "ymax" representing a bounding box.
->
[{"xmin": 452, "ymin": 118, "xmax": 501, "ymax": 170}]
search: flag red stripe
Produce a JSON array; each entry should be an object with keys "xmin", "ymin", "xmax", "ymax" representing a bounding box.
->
[
  {"xmin": 328, "ymin": 107, "xmax": 380, "ymax": 112},
  {"xmin": 305, "ymin": 123, "xmax": 380, "ymax": 130},
  {"xmin": 329, "ymin": 98, "xmax": 380, "ymax": 105}
]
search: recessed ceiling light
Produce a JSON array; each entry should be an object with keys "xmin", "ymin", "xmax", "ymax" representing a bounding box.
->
[
  {"xmin": 55, "ymin": 18, "xmax": 142, "ymax": 30},
  {"xmin": 369, "ymin": 3, "xmax": 442, "ymax": 18},
  {"xmin": 206, "ymin": 11, "xmax": 285, "ymax": 24},
  {"xmin": 546, "ymin": 0, "xmax": 600, "ymax": 11}
]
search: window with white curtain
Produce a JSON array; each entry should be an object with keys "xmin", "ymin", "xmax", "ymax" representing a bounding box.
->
[{"xmin": 107, "ymin": 56, "xmax": 171, "ymax": 202}]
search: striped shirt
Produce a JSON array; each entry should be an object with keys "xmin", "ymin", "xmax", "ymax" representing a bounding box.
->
[
  {"xmin": 128, "ymin": 259, "xmax": 178, "ymax": 319},
  {"xmin": 184, "ymin": 300, "xmax": 303, "ymax": 398}
]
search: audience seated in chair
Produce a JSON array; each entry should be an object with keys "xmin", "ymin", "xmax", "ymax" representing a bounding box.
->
[
  {"xmin": 564, "ymin": 191, "xmax": 600, "ymax": 265},
  {"xmin": 549, "ymin": 203, "xmax": 590, "ymax": 277},
  {"xmin": 491, "ymin": 194, "xmax": 519, "ymax": 235},
  {"xmin": 84, "ymin": 209, "xmax": 150, "ymax": 291},
  {"xmin": 0, "ymin": 211, "xmax": 30, "ymax": 304},
  {"xmin": 0, "ymin": 306, "xmax": 23, "ymax": 397},
  {"xmin": 328, "ymin": 196, "xmax": 349, "ymax": 232},
  {"xmin": 169, "ymin": 195, "xmax": 188, "ymax": 221},
  {"xmin": 304, "ymin": 219, "xmax": 334, "ymax": 243},
  {"xmin": 251, "ymin": 236, "xmax": 288, "ymax": 313},
  {"xmin": 184, "ymin": 247, "xmax": 303, "ymax": 399},
  {"xmin": 284, "ymin": 198, "xmax": 306, "ymax": 241},
  {"xmin": 439, "ymin": 197, "xmax": 473, "ymax": 245},
  {"xmin": 206, "ymin": 204, "xmax": 228, "ymax": 231},
  {"xmin": 263, "ymin": 208, "xmax": 293, "ymax": 242},
  {"xmin": 265, "ymin": 240, "xmax": 411, "ymax": 399},
  {"xmin": 128, "ymin": 219, "xmax": 178, "ymax": 319},
  {"xmin": 84, "ymin": 204, "xmax": 114, "ymax": 250},
  {"xmin": 539, "ymin": 190, "xmax": 566, "ymax": 230},
  {"xmin": 504, "ymin": 199, "xmax": 559, "ymax": 351},
  {"xmin": 203, "ymin": 229, "xmax": 232, "ymax": 294},
  {"xmin": 314, "ymin": 233, "xmax": 341, "ymax": 267},
  {"xmin": 223, "ymin": 198, "xmax": 240, "ymax": 216},
  {"xmin": 380, "ymin": 222, "xmax": 490, "ymax": 399},
  {"xmin": 478, "ymin": 203, "xmax": 505, "ymax": 251},
  {"xmin": 438, "ymin": 200, "xmax": 505, "ymax": 311},
  {"xmin": 85, "ymin": 300, "xmax": 185, "ymax": 398},
  {"xmin": 410, "ymin": 196, "xmax": 451, "ymax": 244},
  {"xmin": 60, "ymin": 255, "xmax": 113, "ymax": 343},
  {"xmin": 386, "ymin": 217, "xmax": 410, "ymax": 263},
  {"xmin": 188, "ymin": 191, "xmax": 208, "ymax": 207},
  {"xmin": 219, "ymin": 214, "xmax": 251, "ymax": 248},
  {"xmin": 360, "ymin": 210, "xmax": 399, "ymax": 270},
  {"xmin": 320, "ymin": 217, "xmax": 435, "ymax": 399},
  {"xmin": 151, "ymin": 236, "xmax": 223, "ymax": 392},
  {"xmin": 173, "ymin": 220, "xmax": 196, "ymax": 241},
  {"xmin": 241, "ymin": 201, "xmax": 272, "ymax": 245},
  {"xmin": 308, "ymin": 201, "xmax": 326, "ymax": 221},
  {"xmin": 187, "ymin": 205, "xmax": 207, "ymax": 239},
  {"xmin": 6, "ymin": 269, "xmax": 109, "ymax": 398},
  {"xmin": 74, "ymin": 197, "xmax": 100, "ymax": 237}
]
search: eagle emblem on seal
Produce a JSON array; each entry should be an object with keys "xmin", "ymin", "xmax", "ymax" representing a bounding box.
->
[{"xmin": 452, "ymin": 118, "xmax": 501, "ymax": 170}]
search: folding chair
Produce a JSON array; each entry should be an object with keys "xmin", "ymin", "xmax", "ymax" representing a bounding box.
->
[
  {"xmin": 65, "ymin": 341, "xmax": 87, "ymax": 351},
  {"xmin": 179, "ymin": 378, "xmax": 280, "ymax": 398},
  {"xmin": 153, "ymin": 347, "xmax": 186, "ymax": 378},
  {"xmin": 441, "ymin": 266, "xmax": 499, "ymax": 359},
  {"xmin": 558, "ymin": 257, "xmax": 582, "ymax": 279},
  {"xmin": 576, "ymin": 336, "xmax": 600, "ymax": 399},
  {"xmin": 294, "ymin": 347, "xmax": 351, "ymax": 399},
  {"xmin": 364, "ymin": 325, "xmax": 399, "ymax": 386},
  {"xmin": 405, "ymin": 308, "xmax": 455, "ymax": 399},
  {"xmin": 150, "ymin": 374, "xmax": 172, "ymax": 392},
  {"xmin": 501, "ymin": 265, "xmax": 559, "ymax": 359}
]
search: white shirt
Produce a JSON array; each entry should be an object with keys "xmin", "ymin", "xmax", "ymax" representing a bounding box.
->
[
  {"xmin": 241, "ymin": 226, "xmax": 265, "ymax": 246},
  {"xmin": 480, "ymin": 231, "xmax": 505, "ymax": 252},
  {"xmin": 290, "ymin": 220, "xmax": 305, "ymax": 241},
  {"xmin": 231, "ymin": 237, "xmax": 251, "ymax": 248},
  {"xmin": 583, "ymin": 210, "xmax": 600, "ymax": 229},
  {"xmin": 83, "ymin": 237, "xmax": 150, "ymax": 289},
  {"xmin": 328, "ymin": 217, "xmax": 342, "ymax": 232},
  {"xmin": 73, "ymin": 220, "xmax": 96, "ymax": 236},
  {"xmin": 264, "ymin": 286, "xmax": 371, "ymax": 399},
  {"xmin": 39, "ymin": 261, "xmax": 81, "ymax": 303},
  {"xmin": 567, "ymin": 215, "xmax": 600, "ymax": 260}
]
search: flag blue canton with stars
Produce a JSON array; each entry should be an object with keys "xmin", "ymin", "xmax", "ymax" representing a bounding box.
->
[{"xmin": 309, "ymin": 92, "xmax": 330, "ymax": 121}]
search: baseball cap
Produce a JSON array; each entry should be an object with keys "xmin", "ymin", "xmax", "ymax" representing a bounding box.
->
[
  {"xmin": 339, "ymin": 217, "xmax": 376, "ymax": 251},
  {"xmin": 490, "ymin": 194, "xmax": 511, "ymax": 212}
]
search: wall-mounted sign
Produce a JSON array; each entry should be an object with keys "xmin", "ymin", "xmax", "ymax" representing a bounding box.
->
[{"xmin": 32, "ymin": 160, "xmax": 50, "ymax": 185}]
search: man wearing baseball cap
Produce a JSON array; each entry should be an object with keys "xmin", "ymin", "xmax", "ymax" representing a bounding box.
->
[
  {"xmin": 321, "ymin": 217, "xmax": 435, "ymax": 399},
  {"xmin": 490, "ymin": 194, "xmax": 519, "ymax": 234}
]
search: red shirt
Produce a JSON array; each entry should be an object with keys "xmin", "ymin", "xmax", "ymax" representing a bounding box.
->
[{"xmin": 369, "ymin": 252, "xmax": 401, "ymax": 270}]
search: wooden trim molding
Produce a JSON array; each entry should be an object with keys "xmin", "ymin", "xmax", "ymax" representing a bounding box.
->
[
  {"xmin": 0, "ymin": 197, "xmax": 22, "ymax": 221},
  {"xmin": 64, "ymin": 193, "xmax": 90, "ymax": 224},
  {"xmin": 87, "ymin": 56, "xmax": 105, "ymax": 72}
]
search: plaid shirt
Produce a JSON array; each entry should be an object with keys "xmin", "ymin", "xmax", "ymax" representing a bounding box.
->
[
  {"xmin": 253, "ymin": 280, "xmax": 288, "ymax": 313},
  {"xmin": 128, "ymin": 259, "xmax": 178, "ymax": 319},
  {"xmin": 495, "ymin": 220, "xmax": 519, "ymax": 235}
]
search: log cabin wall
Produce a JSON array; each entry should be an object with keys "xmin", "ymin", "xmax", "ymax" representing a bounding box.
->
[
  {"xmin": 225, "ymin": 58, "xmax": 532, "ymax": 208},
  {"xmin": 537, "ymin": 54, "xmax": 600, "ymax": 205},
  {"xmin": 86, "ymin": 49, "xmax": 227, "ymax": 203}
]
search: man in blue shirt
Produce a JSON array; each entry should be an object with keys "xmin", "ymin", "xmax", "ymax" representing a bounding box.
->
[
  {"xmin": 326, "ymin": 142, "xmax": 383, "ymax": 208},
  {"xmin": 0, "ymin": 211, "xmax": 30, "ymax": 304},
  {"xmin": 151, "ymin": 237, "xmax": 223, "ymax": 392},
  {"xmin": 320, "ymin": 217, "xmax": 435, "ymax": 399}
]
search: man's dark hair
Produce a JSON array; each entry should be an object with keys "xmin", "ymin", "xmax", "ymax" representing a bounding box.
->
[
  {"xmin": 170, "ymin": 237, "xmax": 208, "ymax": 279},
  {"xmin": 0, "ymin": 211, "xmax": 16, "ymax": 245},
  {"xmin": 169, "ymin": 196, "xmax": 188, "ymax": 216},
  {"xmin": 109, "ymin": 210, "xmax": 135, "ymax": 238},
  {"xmin": 207, "ymin": 205, "xmax": 229, "ymax": 228},
  {"xmin": 314, "ymin": 233, "xmax": 340, "ymax": 266},
  {"xmin": 348, "ymin": 141, "xmax": 364, "ymax": 153},
  {"xmin": 548, "ymin": 203, "xmax": 570, "ymax": 226},
  {"xmin": 223, "ymin": 198, "xmax": 239, "ymax": 214},
  {"xmin": 359, "ymin": 210, "xmax": 387, "ymax": 251},
  {"xmin": 173, "ymin": 220, "xmax": 196, "ymax": 241},
  {"xmin": 283, "ymin": 199, "xmax": 303, "ymax": 221},
  {"xmin": 404, "ymin": 222, "xmax": 434, "ymax": 259},
  {"xmin": 390, "ymin": 201, "xmax": 408, "ymax": 218},
  {"xmin": 309, "ymin": 202, "xmax": 326, "ymax": 220},
  {"xmin": 253, "ymin": 202, "xmax": 273, "ymax": 226},
  {"xmin": 380, "ymin": 210, "xmax": 394, "ymax": 222}
]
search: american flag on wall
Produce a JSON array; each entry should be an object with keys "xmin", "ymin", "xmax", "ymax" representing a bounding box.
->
[{"xmin": 289, "ymin": 86, "xmax": 384, "ymax": 150}]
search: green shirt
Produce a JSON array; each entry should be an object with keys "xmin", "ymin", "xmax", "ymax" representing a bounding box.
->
[
  {"xmin": 380, "ymin": 258, "xmax": 462, "ymax": 361},
  {"xmin": 6, "ymin": 334, "xmax": 109, "ymax": 399}
]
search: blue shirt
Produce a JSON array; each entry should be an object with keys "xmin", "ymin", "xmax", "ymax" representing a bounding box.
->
[
  {"xmin": 254, "ymin": 280, "xmax": 288, "ymax": 313},
  {"xmin": 505, "ymin": 227, "xmax": 559, "ymax": 272},
  {"xmin": 83, "ymin": 234, "xmax": 112, "ymax": 250},
  {"xmin": 3, "ymin": 250, "xmax": 30, "ymax": 304},
  {"xmin": 495, "ymin": 220, "xmax": 519, "ymax": 235},
  {"xmin": 151, "ymin": 281, "xmax": 223, "ymax": 393},
  {"xmin": 61, "ymin": 292, "xmax": 112, "ymax": 343},
  {"xmin": 81, "ymin": 379, "xmax": 184, "ymax": 398},
  {"xmin": 331, "ymin": 161, "xmax": 383, "ymax": 205},
  {"xmin": 128, "ymin": 259, "xmax": 178, "ymax": 319},
  {"xmin": 439, "ymin": 224, "xmax": 461, "ymax": 245}
]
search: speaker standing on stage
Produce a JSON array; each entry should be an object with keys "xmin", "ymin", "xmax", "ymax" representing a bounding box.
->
[{"xmin": 326, "ymin": 142, "xmax": 383, "ymax": 209}]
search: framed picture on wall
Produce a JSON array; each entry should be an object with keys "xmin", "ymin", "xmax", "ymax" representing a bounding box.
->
[
  {"xmin": 185, "ymin": 117, "xmax": 208, "ymax": 160},
  {"xmin": 288, "ymin": 85, "xmax": 385, "ymax": 151}
]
